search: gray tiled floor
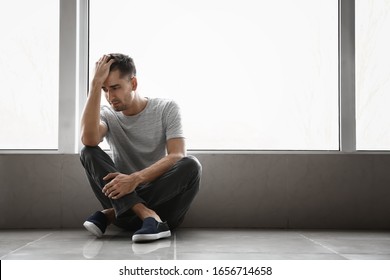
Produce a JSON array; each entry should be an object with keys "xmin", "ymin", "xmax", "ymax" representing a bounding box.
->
[{"xmin": 1, "ymin": 228, "xmax": 390, "ymax": 260}]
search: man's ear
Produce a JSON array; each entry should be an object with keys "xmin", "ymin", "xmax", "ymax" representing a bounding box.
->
[{"xmin": 131, "ymin": 77, "xmax": 138, "ymax": 91}]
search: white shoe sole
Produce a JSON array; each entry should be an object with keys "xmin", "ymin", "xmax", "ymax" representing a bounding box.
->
[
  {"xmin": 132, "ymin": 230, "xmax": 171, "ymax": 242},
  {"xmin": 83, "ymin": 221, "xmax": 103, "ymax": 238}
]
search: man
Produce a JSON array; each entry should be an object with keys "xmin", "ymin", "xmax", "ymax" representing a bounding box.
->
[{"xmin": 80, "ymin": 53, "xmax": 201, "ymax": 243}]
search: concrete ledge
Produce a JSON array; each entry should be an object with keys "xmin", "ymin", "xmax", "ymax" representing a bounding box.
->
[{"xmin": 1, "ymin": 153, "xmax": 390, "ymax": 229}]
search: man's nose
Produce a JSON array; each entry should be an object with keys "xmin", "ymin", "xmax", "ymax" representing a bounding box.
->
[{"xmin": 107, "ymin": 90, "xmax": 115, "ymax": 100}]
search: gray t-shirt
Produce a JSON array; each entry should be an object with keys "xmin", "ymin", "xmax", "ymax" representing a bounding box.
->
[{"xmin": 100, "ymin": 98, "xmax": 184, "ymax": 174}]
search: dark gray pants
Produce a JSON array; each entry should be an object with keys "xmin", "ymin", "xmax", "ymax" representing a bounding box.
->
[{"xmin": 80, "ymin": 146, "xmax": 201, "ymax": 230}]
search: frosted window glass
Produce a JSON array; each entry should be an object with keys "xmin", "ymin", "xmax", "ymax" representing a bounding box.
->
[
  {"xmin": 356, "ymin": 0, "xmax": 390, "ymax": 150},
  {"xmin": 90, "ymin": 0, "xmax": 338, "ymax": 150},
  {"xmin": 0, "ymin": 0, "xmax": 59, "ymax": 149}
]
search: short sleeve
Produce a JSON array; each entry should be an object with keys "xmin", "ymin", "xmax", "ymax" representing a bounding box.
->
[
  {"xmin": 163, "ymin": 101, "xmax": 184, "ymax": 140},
  {"xmin": 100, "ymin": 105, "xmax": 109, "ymax": 128}
]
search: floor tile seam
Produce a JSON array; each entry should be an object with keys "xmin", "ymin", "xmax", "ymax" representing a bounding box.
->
[
  {"xmin": 0, "ymin": 232, "xmax": 53, "ymax": 259},
  {"xmin": 298, "ymin": 233, "xmax": 347, "ymax": 260}
]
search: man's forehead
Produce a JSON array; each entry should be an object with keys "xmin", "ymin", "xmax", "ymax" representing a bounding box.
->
[{"xmin": 103, "ymin": 70, "xmax": 127, "ymax": 87}]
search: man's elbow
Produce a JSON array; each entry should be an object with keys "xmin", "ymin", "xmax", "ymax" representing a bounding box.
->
[{"xmin": 81, "ymin": 136, "xmax": 100, "ymax": 147}]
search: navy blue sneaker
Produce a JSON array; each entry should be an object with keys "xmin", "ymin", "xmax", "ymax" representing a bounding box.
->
[
  {"xmin": 83, "ymin": 211, "xmax": 108, "ymax": 238},
  {"xmin": 132, "ymin": 217, "xmax": 171, "ymax": 243}
]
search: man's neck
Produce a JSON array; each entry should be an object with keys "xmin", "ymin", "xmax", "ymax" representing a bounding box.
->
[{"xmin": 122, "ymin": 93, "xmax": 148, "ymax": 116}]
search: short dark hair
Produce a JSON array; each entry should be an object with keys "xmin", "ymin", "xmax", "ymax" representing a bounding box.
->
[{"xmin": 108, "ymin": 53, "xmax": 137, "ymax": 77}]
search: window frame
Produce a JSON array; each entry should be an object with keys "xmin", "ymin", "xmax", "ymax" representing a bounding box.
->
[
  {"xmin": 339, "ymin": 0, "xmax": 356, "ymax": 152},
  {"xmin": 58, "ymin": 0, "xmax": 89, "ymax": 154}
]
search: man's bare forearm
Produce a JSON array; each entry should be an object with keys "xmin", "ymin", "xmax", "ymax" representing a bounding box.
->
[
  {"xmin": 136, "ymin": 138, "xmax": 186, "ymax": 184},
  {"xmin": 136, "ymin": 152, "xmax": 185, "ymax": 184},
  {"xmin": 80, "ymin": 82, "xmax": 103, "ymax": 146},
  {"xmin": 81, "ymin": 55, "xmax": 114, "ymax": 146}
]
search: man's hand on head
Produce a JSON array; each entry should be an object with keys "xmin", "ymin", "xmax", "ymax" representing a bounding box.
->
[{"xmin": 92, "ymin": 55, "xmax": 115, "ymax": 86}]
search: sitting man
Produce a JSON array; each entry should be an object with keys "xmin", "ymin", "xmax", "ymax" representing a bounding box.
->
[{"xmin": 80, "ymin": 53, "xmax": 201, "ymax": 242}]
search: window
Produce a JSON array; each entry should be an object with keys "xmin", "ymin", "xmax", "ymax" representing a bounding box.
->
[
  {"xmin": 356, "ymin": 0, "xmax": 390, "ymax": 150},
  {"xmin": 89, "ymin": 0, "xmax": 339, "ymax": 150},
  {"xmin": 0, "ymin": 0, "xmax": 59, "ymax": 149}
]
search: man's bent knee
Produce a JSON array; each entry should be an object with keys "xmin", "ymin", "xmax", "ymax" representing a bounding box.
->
[
  {"xmin": 80, "ymin": 145, "xmax": 104, "ymax": 164},
  {"xmin": 181, "ymin": 155, "xmax": 202, "ymax": 177}
]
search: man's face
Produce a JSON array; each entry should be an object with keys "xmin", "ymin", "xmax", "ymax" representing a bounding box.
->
[{"xmin": 102, "ymin": 69, "xmax": 134, "ymax": 111}]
